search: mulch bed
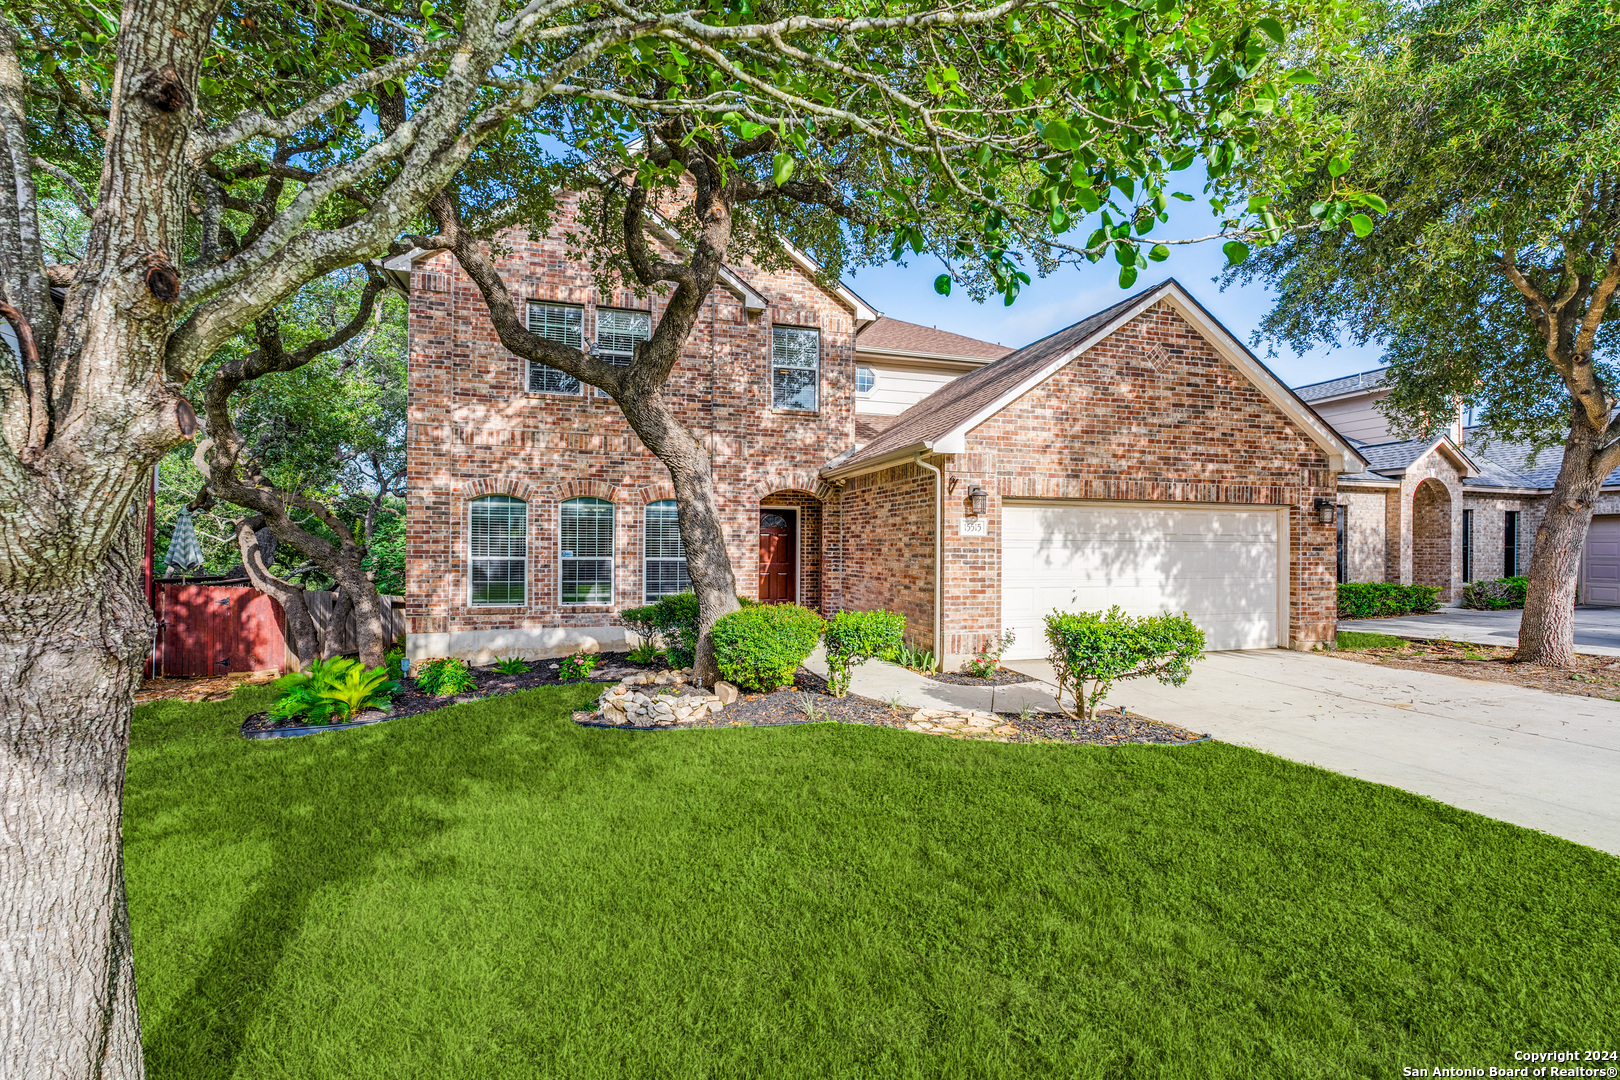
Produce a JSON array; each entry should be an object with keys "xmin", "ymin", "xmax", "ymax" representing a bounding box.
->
[
  {"xmin": 927, "ymin": 668, "xmax": 1035, "ymax": 687},
  {"xmin": 240, "ymin": 652, "xmax": 653, "ymax": 734},
  {"xmin": 999, "ymin": 708, "xmax": 1208, "ymax": 745},
  {"xmin": 1327, "ymin": 638, "xmax": 1620, "ymax": 700},
  {"xmin": 138, "ymin": 671, "xmax": 280, "ymax": 705}
]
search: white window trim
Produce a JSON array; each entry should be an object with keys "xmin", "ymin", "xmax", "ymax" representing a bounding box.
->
[
  {"xmin": 760, "ymin": 504, "xmax": 802, "ymax": 604},
  {"xmin": 642, "ymin": 500, "xmax": 691, "ymax": 604},
  {"xmin": 594, "ymin": 306, "xmax": 652, "ymax": 367},
  {"xmin": 771, "ymin": 325, "xmax": 821, "ymax": 413},
  {"xmin": 559, "ymin": 497, "xmax": 615, "ymax": 607},
  {"xmin": 525, "ymin": 301, "xmax": 585, "ymax": 396},
  {"xmin": 467, "ymin": 495, "xmax": 528, "ymax": 608},
  {"xmin": 855, "ymin": 366, "xmax": 877, "ymax": 396}
]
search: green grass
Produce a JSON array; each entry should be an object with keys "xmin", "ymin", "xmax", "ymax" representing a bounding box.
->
[
  {"xmin": 125, "ymin": 685, "xmax": 1620, "ymax": 1080},
  {"xmin": 1331, "ymin": 630, "xmax": 1409, "ymax": 650}
]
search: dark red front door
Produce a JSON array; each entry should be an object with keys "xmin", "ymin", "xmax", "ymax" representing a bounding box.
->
[{"xmin": 758, "ymin": 510, "xmax": 796, "ymax": 603}]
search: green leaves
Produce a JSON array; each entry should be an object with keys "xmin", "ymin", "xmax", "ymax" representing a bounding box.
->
[
  {"xmin": 1349, "ymin": 213, "xmax": 1374, "ymax": 237},
  {"xmin": 934, "ymin": 274, "xmax": 953, "ymax": 296},
  {"xmin": 1257, "ymin": 17, "xmax": 1287, "ymax": 43},
  {"xmin": 1327, "ymin": 154, "xmax": 1351, "ymax": 178},
  {"xmin": 1223, "ymin": 240, "xmax": 1250, "ymax": 266},
  {"xmin": 771, "ymin": 152, "xmax": 794, "ymax": 188}
]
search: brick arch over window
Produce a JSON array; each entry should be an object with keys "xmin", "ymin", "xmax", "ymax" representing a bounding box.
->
[
  {"xmin": 551, "ymin": 478, "xmax": 629, "ymax": 503},
  {"xmin": 460, "ymin": 477, "xmax": 541, "ymax": 501},
  {"xmin": 636, "ymin": 481, "xmax": 677, "ymax": 505}
]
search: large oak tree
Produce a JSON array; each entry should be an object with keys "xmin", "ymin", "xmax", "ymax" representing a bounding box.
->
[
  {"xmin": 1225, "ymin": 0, "xmax": 1620, "ymax": 665},
  {"xmin": 0, "ymin": 0, "xmax": 1369, "ymax": 1073}
]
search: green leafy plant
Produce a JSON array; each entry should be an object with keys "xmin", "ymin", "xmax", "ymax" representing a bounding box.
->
[
  {"xmin": 1044, "ymin": 607, "xmax": 1205, "ymax": 722},
  {"xmin": 823, "ymin": 609, "xmax": 906, "ymax": 697},
  {"xmin": 622, "ymin": 591, "xmax": 759, "ymax": 669},
  {"xmin": 384, "ymin": 645, "xmax": 406, "ymax": 685},
  {"xmin": 626, "ymin": 641, "xmax": 665, "ymax": 666},
  {"xmin": 559, "ymin": 651, "xmax": 599, "ymax": 681},
  {"xmin": 883, "ymin": 641, "xmax": 936, "ymax": 672},
  {"xmin": 796, "ymin": 693, "xmax": 827, "ymax": 721},
  {"xmin": 1461, "ymin": 576, "xmax": 1528, "ymax": 611},
  {"xmin": 963, "ymin": 628, "xmax": 1016, "ymax": 678},
  {"xmin": 492, "ymin": 656, "xmax": 531, "ymax": 674},
  {"xmin": 415, "ymin": 657, "xmax": 476, "ymax": 697},
  {"xmin": 1336, "ymin": 583, "xmax": 1443, "ymax": 619},
  {"xmin": 268, "ymin": 657, "xmax": 401, "ymax": 725},
  {"xmin": 711, "ymin": 604, "xmax": 825, "ymax": 692}
]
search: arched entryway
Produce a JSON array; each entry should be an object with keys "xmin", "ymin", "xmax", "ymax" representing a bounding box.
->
[
  {"xmin": 1412, "ymin": 478, "xmax": 1453, "ymax": 599},
  {"xmin": 757, "ymin": 490, "xmax": 821, "ymax": 609}
]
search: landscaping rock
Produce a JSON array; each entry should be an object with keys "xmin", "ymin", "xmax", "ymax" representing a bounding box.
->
[{"xmin": 714, "ymin": 681, "xmax": 739, "ymax": 705}]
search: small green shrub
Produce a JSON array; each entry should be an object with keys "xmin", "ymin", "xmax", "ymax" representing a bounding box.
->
[
  {"xmin": 559, "ymin": 651, "xmax": 599, "ymax": 681},
  {"xmin": 711, "ymin": 604, "xmax": 825, "ymax": 691},
  {"xmin": 1462, "ymin": 576, "xmax": 1528, "ymax": 610},
  {"xmin": 384, "ymin": 645, "xmax": 406, "ymax": 685},
  {"xmin": 626, "ymin": 641, "xmax": 665, "ymax": 666},
  {"xmin": 823, "ymin": 609, "xmax": 906, "ymax": 697},
  {"xmin": 415, "ymin": 657, "xmax": 476, "ymax": 696},
  {"xmin": 1332, "ymin": 630, "xmax": 1407, "ymax": 650},
  {"xmin": 492, "ymin": 656, "xmax": 530, "ymax": 674},
  {"xmin": 963, "ymin": 628, "xmax": 1016, "ymax": 678},
  {"xmin": 624, "ymin": 590, "xmax": 759, "ymax": 668},
  {"xmin": 883, "ymin": 640, "xmax": 935, "ymax": 672},
  {"xmin": 1336, "ymin": 582, "xmax": 1443, "ymax": 619},
  {"xmin": 1044, "ymin": 607, "xmax": 1204, "ymax": 722},
  {"xmin": 269, "ymin": 657, "xmax": 401, "ymax": 725}
]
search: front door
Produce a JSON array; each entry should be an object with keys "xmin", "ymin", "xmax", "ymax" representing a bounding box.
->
[{"xmin": 758, "ymin": 509, "xmax": 797, "ymax": 603}]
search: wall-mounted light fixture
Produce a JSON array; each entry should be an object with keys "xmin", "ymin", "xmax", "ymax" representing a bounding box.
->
[
  {"xmin": 968, "ymin": 485, "xmax": 990, "ymax": 516},
  {"xmin": 1313, "ymin": 497, "xmax": 1338, "ymax": 525}
]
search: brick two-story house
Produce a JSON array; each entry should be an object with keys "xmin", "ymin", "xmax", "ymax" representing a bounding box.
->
[{"xmin": 398, "ymin": 212, "xmax": 1364, "ymax": 669}]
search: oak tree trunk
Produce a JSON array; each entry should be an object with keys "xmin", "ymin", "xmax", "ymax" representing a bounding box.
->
[
  {"xmin": 1, "ymin": 518, "xmax": 150, "ymax": 1080},
  {"xmin": 234, "ymin": 517, "xmax": 319, "ymax": 669},
  {"xmin": 617, "ymin": 388, "xmax": 740, "ymax": 683},
  {"xmin": 1515, "ymin": 417, "xmax": 1606, "ymax": 666}
]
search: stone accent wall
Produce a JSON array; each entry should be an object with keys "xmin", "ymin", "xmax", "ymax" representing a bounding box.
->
[
  {"xmin": 406, "ymin": 195, "xmax": 859, "ymax": 660},
  {"xmin": 1337, "ymin": 487, "xmax": 1391, "ymax": 582},
  {"xmin": 843, "ymin": 300, "xmax": 1340, "ymax": 662}
]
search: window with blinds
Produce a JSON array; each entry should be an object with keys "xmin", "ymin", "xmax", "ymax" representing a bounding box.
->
[
  {"xmin": 643, "ymin": 500, "xmax": 690, "ymax": 602},
  {"xmin": 596, "ymin": 308, "xmax": 651, "ymax": 367},
  {"xmin": 526, "ymin": 302, "xmax": 583, "ymax": 394},
  {"xmin": 469, "ymin": 495, "xmax": 527, "ymax": 605},
  {"xmin": 561, "ymin": 497, "xmax": 614, "ymax": 604},
  {"xmin": 772, "ymin": 325, "xmax": 820, "ymax": 411}
]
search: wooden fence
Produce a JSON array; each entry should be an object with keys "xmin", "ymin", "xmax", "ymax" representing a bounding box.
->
[{"xmin": 150, "ymin": 584, "xmax": 405, "ymax": 677}]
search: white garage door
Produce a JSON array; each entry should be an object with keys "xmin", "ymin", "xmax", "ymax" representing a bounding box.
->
[
  {"xmin": 1583, "ymin": 516, "xmax": 1620, "ymax": 605},
  {"xmin": 1000, "ymin": 503, "xmax": 1282, "ymax": 658}
]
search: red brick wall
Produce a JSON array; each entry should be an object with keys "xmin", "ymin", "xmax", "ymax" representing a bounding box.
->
[
  {"xmin": 1412, "ymin": 477, "xmax": 1454, "ymax": 597},
  {"xmin": 829, "ymin": 300, "xmax": 1339, "ymax": 660},
  {"xmin": 834, "ymin": 461, "xmax": 937, "ymax": 651},
  {"xmin": 406, "ymin": 196, "xmax": 857, "ymax": 653}
]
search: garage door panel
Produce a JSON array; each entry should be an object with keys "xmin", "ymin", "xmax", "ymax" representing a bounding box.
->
[
  {"xmin": 1000, "ymin": 503, "xmax": 1281, "ymax": 658},
  {"xmin": 1584, "ymin": 517, "xmax": 1620, "ymax": 605}
]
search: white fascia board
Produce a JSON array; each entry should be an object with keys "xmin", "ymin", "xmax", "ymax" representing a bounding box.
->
[
  {"xmin": 1337, "ymin": 476, "xmax": 1401, "ymax": 488},
  {"xmin": 1432, "ymin": 435, "xmax": 1481, "ymax": 478},
  {"xmin": 856, "ymin": 346, "xmax": 999, "ymax": 370},
  {"xmin": 639, "ymin": 219, "xmax": 769, "ymax": 315},
  {"xmin": 383, "ymin": 247, "xmax": 447, "ymax": 272},
  {"xmin": 775, "ymin": 237, "xmax": 881, "ymax": 324},
  {"xmin": 1298, "ymin": 385, "xmax": 1389, "ymax": 407}
]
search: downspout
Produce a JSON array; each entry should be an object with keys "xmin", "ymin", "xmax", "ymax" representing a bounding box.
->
[{"xmin": 912, "ymin": 451, "xmax": 944, "ymax": 671}]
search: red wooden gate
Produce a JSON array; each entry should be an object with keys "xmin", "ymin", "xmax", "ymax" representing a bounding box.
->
[{"xmin": 154, "ymin": 584, "xmax": 287, "ymax": 677}]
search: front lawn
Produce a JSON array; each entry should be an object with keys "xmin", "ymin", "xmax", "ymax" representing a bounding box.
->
[{"xmin": 126, "ymin": 684, "xmax": 1619, "ymax": 1079}]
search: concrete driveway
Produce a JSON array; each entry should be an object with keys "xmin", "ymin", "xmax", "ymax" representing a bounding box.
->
[
  {"xmin": 1340, "ymin": 605, "xmax": 1620, "ymax": 656},
  {"xmin": 1003, "ymin": 650, "xmax": 1620, "ymax": 857}
]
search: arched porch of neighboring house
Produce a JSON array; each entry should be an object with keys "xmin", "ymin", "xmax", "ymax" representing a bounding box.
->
[
  {"xmin": 1412, "ymin": 477, "xmax": 1454, "ymax": 599},
  {"xmin": 757, "ymin": 489, "xmax": 822, "ymax": 610}
]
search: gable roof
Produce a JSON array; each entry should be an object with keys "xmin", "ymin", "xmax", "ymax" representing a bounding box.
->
[
  {"xmin": 824, "ymin": 279, "xmax": 1366, "ymax": 479},
  {"xmin": 1352, "ymin": 434, "xmax": 1478, "ymax": 479},
  {"xmin": 857, "ymin": 317, "xmax": 1013, "ymax": 362},
  {"xmin": 1294, "ymin": 367, "xmax": 1388, "ymax": 403}
]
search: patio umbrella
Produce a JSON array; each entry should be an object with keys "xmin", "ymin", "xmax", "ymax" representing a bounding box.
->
[{"xmin": 164, "ymin": 507, "xmax": 204, "ymax": 574}]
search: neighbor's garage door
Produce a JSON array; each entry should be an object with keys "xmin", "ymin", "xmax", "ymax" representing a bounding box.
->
[
  {"xmin": 1000, "ymin": 503, "xmax": 1283, "ymax": 658},
  {"xmin": 1583, "ymin": 516, "xmax": 1620, "ymax": 605}
]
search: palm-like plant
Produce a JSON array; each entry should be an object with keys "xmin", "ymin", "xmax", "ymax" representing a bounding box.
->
[{"xmin": 268, "ymin": 657, "xmax": 401, "ymax": 724}]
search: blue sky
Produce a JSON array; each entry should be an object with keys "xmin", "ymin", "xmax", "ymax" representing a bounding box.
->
[{"xmin": 841, "ymin": 190, "xmax": 1386, "ymax": 391}]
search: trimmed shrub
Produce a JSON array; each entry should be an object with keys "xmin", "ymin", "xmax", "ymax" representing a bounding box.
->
[
  {"xmin": 711, "ymin": 604, "xmax": 826, "ymax": 691},
  {"xmin": 1336, "ymin": 582, "xmax": 1442, "ymax": 619},
  {"xmin": 823, "ymin": 609, "xmax": 906, "ymax": 697},
  {"xmin": 1043, "ymin": 607, "xmax": 1204, "ymax": 721},
  {"xmin": 1462, "ymin": 576, "xmax": 1529, "ymax": 610},
  {"xmin": 559, "ymin": 651, "xmax": 599, "ymax": 681},
  {"xmin": 622, "ymin": 590, "xmax": 759, "ymax": 669}
]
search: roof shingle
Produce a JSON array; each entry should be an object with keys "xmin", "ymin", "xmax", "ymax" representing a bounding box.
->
[
  {"xmin": 856, "ymin": 317, "xmax": 1013, "ymax": 361},
  {"xmin": 1294, "ymin": 367, "xmax": 1387, "ymax": 402}
]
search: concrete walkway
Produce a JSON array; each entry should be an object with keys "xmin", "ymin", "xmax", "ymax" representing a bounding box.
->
[
  {"xmin": 1340, "ymin": 605, "xmax": 1620, "ymax": 657},
  {"xmin": 807, "ymin": 647, "xmax": 1620, "ymax": 856}
]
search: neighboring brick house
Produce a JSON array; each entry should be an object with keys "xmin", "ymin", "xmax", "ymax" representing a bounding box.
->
[
  {"xmin": 400, "ymin": 223, "xmax": 1364, "ymax": 665},
  {"xmin": 1300, "ymin": 369, "xmax": 1620, "ymax": 604}
]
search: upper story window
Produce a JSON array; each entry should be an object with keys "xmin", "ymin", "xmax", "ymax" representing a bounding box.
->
[
  {"xmin": 469, "ymin": 495, "xmax": 527, "ymax": 606},
  {"xmin": 560, "ymin": 497, "xmax": 614, "ymax": 605},
  {"xmin": 855, "ymin": 366, "xmax": 876, "ymax": 394},
  {"xmin": 596, "ymin": 308, "xmax": 651, "ymax": 367},
  {"xmin": 526, "ymin": 302, "xmax": 583, "ymax": 395},
  {"xmin": 772, "ymin": 325, "xmax": 820, "ymax": 412},
  {"xmin": 643, "ymin": 500, "xmax": 691, "ymax": 602}
]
